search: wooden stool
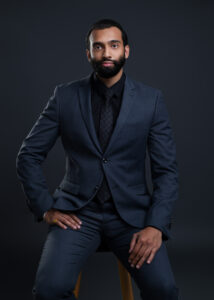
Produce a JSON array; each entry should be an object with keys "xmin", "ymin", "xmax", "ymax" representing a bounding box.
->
[{"xmin": 73, "ymin": 237, "xmax": 134, "ymax": 300}]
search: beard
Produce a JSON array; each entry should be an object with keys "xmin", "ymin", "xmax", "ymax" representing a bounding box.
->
[{"xmin": 89, "ymin": 52, "xmax": 126, "ymax": 78}]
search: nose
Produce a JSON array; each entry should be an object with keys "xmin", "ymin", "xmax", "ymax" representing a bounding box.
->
[{"xmin": 103, "ymin": 47, "xmax": 112, "ymax": 59}]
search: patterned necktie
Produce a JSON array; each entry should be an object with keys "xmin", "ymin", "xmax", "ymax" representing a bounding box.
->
[
  {"xmin": 96, "ymin": 89, "xmax": 114, "ymax": 203},
  {"xmin": 99, "ymin": 89, "xmax": 114, "ymax": 151}
]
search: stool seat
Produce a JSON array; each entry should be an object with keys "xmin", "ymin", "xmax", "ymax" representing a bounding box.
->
[{"xmin": 73, "ymin": 238, "xmax": 135, "ymax": 299}]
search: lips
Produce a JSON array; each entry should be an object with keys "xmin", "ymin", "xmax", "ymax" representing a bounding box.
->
[{"xmin": 102, "ymin": 61, "xmax": 114, "ymax": 66}]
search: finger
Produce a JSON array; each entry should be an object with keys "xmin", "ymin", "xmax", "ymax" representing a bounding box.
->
[
  {"xmin": 129, "ymin": 234, "xmax": 138, "ymax": 253},
  {"xmin": 130, "ymin": 243, "xmax": 147, "ymax": 266},
  {"xmin": 129, "ymin": 236, "xmax": 143, "ymax": 260},
  {"xmin": 67, "ymin": 216, "xmax": 81, "ymax": 228},
  {"xmin": 70, "ymin": 214, "xmax": 82, "ymax": 225},
  {"xmin": 146, "ymin": 248, "xmax": 156, "ymax": 264},
  {"xmin": 135, "ymin": 248, "xmax": 151, "ymax": 269},
  {"xmin": 70, "ymin": 215, "xmax": 82, "ymax": 227},
  {"xmin": 54, "ymin": 219, "xmax": 68, "ymax": 230},
  {"xmin": 60, "ymin": 216, "xmax": 80, "ymax": 229}
]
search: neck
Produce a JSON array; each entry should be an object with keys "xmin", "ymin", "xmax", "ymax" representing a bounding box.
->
[{"xmin": 95, "ymin": 68, "xmax": 123, "ymax": 88}]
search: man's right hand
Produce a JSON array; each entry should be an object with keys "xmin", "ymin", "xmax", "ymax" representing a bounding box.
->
[{"xmin": 43, "ymin": 208, "xmax": 82, "ymax": 230}]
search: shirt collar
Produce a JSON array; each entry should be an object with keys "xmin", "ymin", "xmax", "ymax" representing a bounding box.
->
[{"xmin": 92, "ymin": 71, "xmax": 126, "ymax": 99}]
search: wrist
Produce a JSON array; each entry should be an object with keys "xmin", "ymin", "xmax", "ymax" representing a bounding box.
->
[{"xmin": 145, "ymin": 226, "xmax": 162, "ymax": 235}]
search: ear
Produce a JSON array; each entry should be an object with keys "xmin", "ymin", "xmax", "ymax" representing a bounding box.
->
[
  {"xmin": 86, "ymin": 49, "xmax": 91, "ymax": 62},
  {"xmin": 124, "ymin": 45, "xmax": 130, "ymax": 59}
]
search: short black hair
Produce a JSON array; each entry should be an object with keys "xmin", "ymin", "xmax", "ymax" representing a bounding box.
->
[{"xmin": 85, "ymin": 18, "xmax": 128, "ymax": 50}]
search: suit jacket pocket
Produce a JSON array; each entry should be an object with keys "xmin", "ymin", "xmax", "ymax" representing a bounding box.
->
[
  {"xmin": 59, "ymin": 179, "xmax": 80, "ymax": 195},
  {"xmin": 128, "ymin": 183, "xmax": 148, "ymax": 195}
]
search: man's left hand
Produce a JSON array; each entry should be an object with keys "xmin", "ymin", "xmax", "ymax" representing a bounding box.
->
[{"xmin": 128, "ymin": 226, "xmax": 162, "ymax": 269}]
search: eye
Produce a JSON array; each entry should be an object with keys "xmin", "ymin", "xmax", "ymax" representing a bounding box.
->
[
  {"xmin": 94, "ymin": 45, "xmax": 102, "ymax": 50},
  {"xmin": 112, "ymin": 43, "xmax": 119, "ymax": 48}
]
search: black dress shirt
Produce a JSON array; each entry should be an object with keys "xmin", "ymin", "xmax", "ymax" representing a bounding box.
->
[{"xmin": 90, "ymin": 71, "xmax": 126, "ymax": 142}]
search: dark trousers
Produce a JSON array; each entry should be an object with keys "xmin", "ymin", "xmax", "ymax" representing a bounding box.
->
[{"xmin": 32, "ymin": 197, "xmax": 180, "ymax": 300}]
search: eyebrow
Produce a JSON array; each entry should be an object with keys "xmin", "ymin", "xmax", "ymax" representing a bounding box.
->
[{"xmin": 92, "ymin": 40, "xmax": 121, "ymax": 46}]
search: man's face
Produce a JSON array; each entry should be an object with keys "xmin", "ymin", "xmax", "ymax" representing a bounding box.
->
[{"xmin": 86, "ymin": 26, "xmax": 130, "ymax": 78}]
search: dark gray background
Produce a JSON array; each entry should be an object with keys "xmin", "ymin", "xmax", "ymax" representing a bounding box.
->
[{"xmin": 1, "ymin": 0, "xmax": 212, "ymax": 299}]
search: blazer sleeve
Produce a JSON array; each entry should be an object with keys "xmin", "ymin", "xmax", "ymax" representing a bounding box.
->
[
  {"xmin": 145, "ymin": 90, "xmax": 179, "ymax": 241},
  {"xmin": 16, "ymin": 85, "xmax": 61, "ymax": 222}
]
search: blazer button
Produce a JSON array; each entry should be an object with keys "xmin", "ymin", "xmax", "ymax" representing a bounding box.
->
[{"xmin": 102, "ymin": 158, "xmax": 108, "ymax": 163}]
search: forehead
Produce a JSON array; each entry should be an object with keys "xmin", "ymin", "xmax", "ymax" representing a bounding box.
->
[{"xmin": 89, "ymin": 26, "xmax": 122, "ymax": 44}]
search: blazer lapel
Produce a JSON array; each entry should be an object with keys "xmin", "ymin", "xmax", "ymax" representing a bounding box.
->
[
  {"xmin": 78, "ymin": 72, "xmax": 136, "ymax": 156},
  {"xmin": 78, "ymin": 72, "xmax": 102, "ymax": 153}
]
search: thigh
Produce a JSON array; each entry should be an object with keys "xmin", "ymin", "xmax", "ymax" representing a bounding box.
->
[
  {"xmin": 32, "ymin": 206, "xmax": 102, "ymax": 297},
  {"xmin": 105, "ymin": 219, "xmax": 180, "ymax": 300}
]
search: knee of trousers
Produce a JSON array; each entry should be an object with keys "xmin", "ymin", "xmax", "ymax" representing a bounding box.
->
[{"xmin": 32, "ymin": 278, "xmax": 77, "ymax": 300}]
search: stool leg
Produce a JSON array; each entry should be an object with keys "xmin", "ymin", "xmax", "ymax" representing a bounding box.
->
[
  {"xmin": 117, "ymin": 259, "xmax": 134, "ymax": 300},
  {"xmin": 73, "ymin": 271, "xmax": 82, "ymax": 299}
]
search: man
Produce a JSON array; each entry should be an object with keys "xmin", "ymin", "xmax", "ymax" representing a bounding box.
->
[{"xmin": 16, "ymin": 19, "xmax": 180, "ymax": 300}]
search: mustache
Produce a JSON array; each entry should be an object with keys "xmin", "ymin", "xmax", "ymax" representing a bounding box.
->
[{"xmin": 100, "ymin": 59, "xmax": 115, "ymax": 64}]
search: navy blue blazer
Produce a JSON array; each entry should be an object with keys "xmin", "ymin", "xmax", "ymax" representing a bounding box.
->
[{"xmin": 16, "ymin": 72, "xmax": 179, "ymax": 241}]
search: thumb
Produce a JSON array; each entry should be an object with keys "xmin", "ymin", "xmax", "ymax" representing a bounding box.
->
[{"xmin": 129, "ymin": 233, "xmax": 138, "ymax": 253}]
